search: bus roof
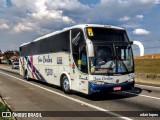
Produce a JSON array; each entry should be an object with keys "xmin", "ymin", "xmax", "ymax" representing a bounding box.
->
[{"xmin": 20, "ymin": 24, "xmax": 124, "ymax": 47}]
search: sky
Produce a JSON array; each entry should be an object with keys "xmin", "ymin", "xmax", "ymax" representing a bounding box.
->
[{"xmin": 0, "ymin": 0, "xmax": 160, "ymax": 55}]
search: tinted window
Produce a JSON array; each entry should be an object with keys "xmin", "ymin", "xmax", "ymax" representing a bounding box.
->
[{"xmin": 20, "ymin": 30, "xmax": 70, "ymax": 56}]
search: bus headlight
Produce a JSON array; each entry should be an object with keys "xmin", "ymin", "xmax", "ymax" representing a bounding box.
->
[
  {"xmin": 128, "ymin": 78, "xmax": 135, "ymax": 82},
  {"xmin": 91, "ymin": 81, "xmax": 105, "ymax": 85}
]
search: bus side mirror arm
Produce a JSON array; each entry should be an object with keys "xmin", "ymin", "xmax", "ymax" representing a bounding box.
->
[{"xmin": 130, "ymin": 41, "xmax": 144, "ymax": 56}]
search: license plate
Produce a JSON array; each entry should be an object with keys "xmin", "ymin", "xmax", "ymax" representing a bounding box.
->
[{"xmin": 113, "ymin": 87, "xmax": 121, "ymax": 91}]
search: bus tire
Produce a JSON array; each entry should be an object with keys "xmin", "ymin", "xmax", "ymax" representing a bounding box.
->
[
  {"xmin": 62, "ymin": 76, "xmax": 71, "ymax": 94},
  {"xmin": 24, "ymin": 70, "xmax": 29, "ymax": 81}
]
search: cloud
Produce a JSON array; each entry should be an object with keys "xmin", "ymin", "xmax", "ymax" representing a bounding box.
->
[
  {"xmin": 10, "ymin": 0, "xmax": 77, "ymax": 33},
  {"xmin": 29, "ymin": 0, "xmax": 74, "ymax": 23},
  {"xmin": 0, "ymin": 0, "xmax": 159, "ymax": 52},
  {"xmin": 155, "ymin": 0, "xmax": 160, "ymax": 4},
  {"xmin": 133, "ymin": 28, "xmax": 150, "ymax": 35},
  {"xmin": 121, "ymin": 22, "xmax": 140, "ymax": 28},
  {"xmin": 0, "ymin": 23, "xmax": 10, "ymax": 29},
  {"xmin": 94, "ymin": 0, "xmax": 157, "ymax": 20},
  {"xmin": 136, "ymin": 15, "xmax": 144, "ymax": 19},
  {"xmin": 119, "ymin": 16, "xmax": 130, "ymax": 21},
  {"xmin": 13, "ymin": 23, "xmax": 32, "ymax": 33},
  {"xmin": 4, "ymin": 0, "xmax": 159, "ymax": 33},
  {"xmin": 44, "ymin": 0, "xmax": 90, "ymax": 23},
  {"xmin": 0, "ymin": 0, "xmax": 6, "ymax": 8}
]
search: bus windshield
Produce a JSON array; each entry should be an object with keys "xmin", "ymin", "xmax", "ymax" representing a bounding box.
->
[
  {"xmin": 85, "ymin": 27, "xmax": 134, "ymax": 75},
  {"xmin": 89, "ymin": 44, "xmax": 133, "ymax": 75}
]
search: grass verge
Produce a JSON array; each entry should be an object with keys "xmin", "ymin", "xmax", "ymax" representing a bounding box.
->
[{"xmin": 134, "ymin": 58, "xmax": 160, "ymax": 74}]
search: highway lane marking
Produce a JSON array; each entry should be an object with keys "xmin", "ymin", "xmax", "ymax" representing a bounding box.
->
[
  {"xmin": 0, "ymin": 71, "xmax": 132, "ymax": 120},
  {"xmin": 136, "ymin": 84, "xmax": 160, "ymax": 89},
  {"xmin": 123, "ymin": 91, "xmax": 160, "ymax": 100}
]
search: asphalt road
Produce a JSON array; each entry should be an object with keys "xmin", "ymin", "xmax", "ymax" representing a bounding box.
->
[{"xmin": 0, "ymin": 65, "xmax": 160, "ymax": 120}]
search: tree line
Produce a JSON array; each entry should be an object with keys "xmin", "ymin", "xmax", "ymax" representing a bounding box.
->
[{"xmin": 0, "ymin": 50, "xmax": 19, "ymax": 64}]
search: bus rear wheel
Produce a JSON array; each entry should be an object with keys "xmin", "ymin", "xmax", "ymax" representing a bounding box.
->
[{"xmin": 62, "ymin": 76, "xmax": 71, "ymax": 94}]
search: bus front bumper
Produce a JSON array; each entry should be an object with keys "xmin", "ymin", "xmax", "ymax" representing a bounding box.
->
[{"xmin": 88, "ymin": 81, "xmax": 134, "ymax": 94}]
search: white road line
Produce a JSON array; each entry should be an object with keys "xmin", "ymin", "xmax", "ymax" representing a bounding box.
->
[
  {"xmin": 123, "ymin": 91, "xmax": 160, "ymax": 100},
  {"xmin": 0, "ymin": 71, "xmax": 132, "ymax": 120},
  {"xmin": 136, "ymin": 84, "xmax": 160, "ymax": 89}
]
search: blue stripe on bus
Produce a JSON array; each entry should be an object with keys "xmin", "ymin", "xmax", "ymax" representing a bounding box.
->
[{"xmin": 88, "ymin": 81, "xmax": 134, "ymax": 94}]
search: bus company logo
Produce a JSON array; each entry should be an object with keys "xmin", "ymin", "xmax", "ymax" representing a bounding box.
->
[
  {"xmin": 38, "ymin": 56, "xmax": 43, "ymax": 63},
  {"xmin": 94, "ymin": 77, "xmax": 113, "ymax": 81},
  {"xmin": 94, "ymin": 77, "xmax": 101, "ymax": 81},
  {"xmin": 102, "ymin": 77, "xmax": 113, "ymax": 80},
  {"xmin": 72, "ymin": 32, "xmax": 81, "ymax": 45},
  {"xmin": 38, "ymin": 55, "xmax": 52, "ymax": 63}
]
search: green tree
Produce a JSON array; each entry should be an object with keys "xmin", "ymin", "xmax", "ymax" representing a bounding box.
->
[{"xmin": 3, "ymin": 50, "xmax": 14, "ymax": 60}]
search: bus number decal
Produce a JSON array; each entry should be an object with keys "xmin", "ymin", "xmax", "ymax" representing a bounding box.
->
[
  {"xmin": 57, "ymin": 57, "xmax": 62, "ymax": 64},
  {"xmin": 45, "ymin": 69, "xmax": 53, "ymax": 76}
]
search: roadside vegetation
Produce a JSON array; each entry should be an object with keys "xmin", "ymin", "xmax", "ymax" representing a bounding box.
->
[
  {"xmin": 0, "ymin": 50, "xmax": 19, "ymax": 65},
  {"xmin": 134, "ymin": 58, "xmax": 160, "ymax": 74}
]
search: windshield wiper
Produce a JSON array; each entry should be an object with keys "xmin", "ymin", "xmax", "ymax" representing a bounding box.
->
[
  {"xmin": 115, "ymin": 55, "xmax": 129, "ymax": 73},
  {"xmin": 111, "ymin": 43, "xmax": 129, "ymax": 73}
]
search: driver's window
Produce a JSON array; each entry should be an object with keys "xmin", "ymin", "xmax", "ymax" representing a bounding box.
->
[
  {"xmin": 79, "ymin": 45, "xmax": 88, "ymax": 73},
  {"xmin": 71, "ymin": 29, "xmax": 88, "ymax": 73}
]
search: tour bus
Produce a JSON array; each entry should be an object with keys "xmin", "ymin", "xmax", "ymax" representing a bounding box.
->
[{"xmin": 19, "ymin": 24, "xmax": 144, "ymax": 95}]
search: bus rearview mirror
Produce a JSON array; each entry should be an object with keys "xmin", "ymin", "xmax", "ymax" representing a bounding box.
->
[{"xmin": 130, "ymin": 41, "xmax": 144, "ymax": 56}]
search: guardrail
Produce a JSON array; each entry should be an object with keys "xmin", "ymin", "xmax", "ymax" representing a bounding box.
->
[{"xmin": 135, "ymin": 73, "xmax": 160, "ymax": 86}]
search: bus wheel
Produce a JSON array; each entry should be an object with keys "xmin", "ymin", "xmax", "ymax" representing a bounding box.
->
[
  {"xmin": 62, "ymin": 76, "xmax": 71, "ymax": 94},
  {"xmin": 24, "ymin": 70, "xmax": 29, "ymax": 81}
]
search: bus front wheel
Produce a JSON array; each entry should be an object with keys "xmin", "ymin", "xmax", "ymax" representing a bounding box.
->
[{"xmin": 62, "ymin": 76, "xmax": 71, "ymax": 94}]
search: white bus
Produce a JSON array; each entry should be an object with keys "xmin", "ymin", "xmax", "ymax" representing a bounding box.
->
[{"xmin": 19, "ymin": 24, "xmax": 144, "ymax": 95}]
